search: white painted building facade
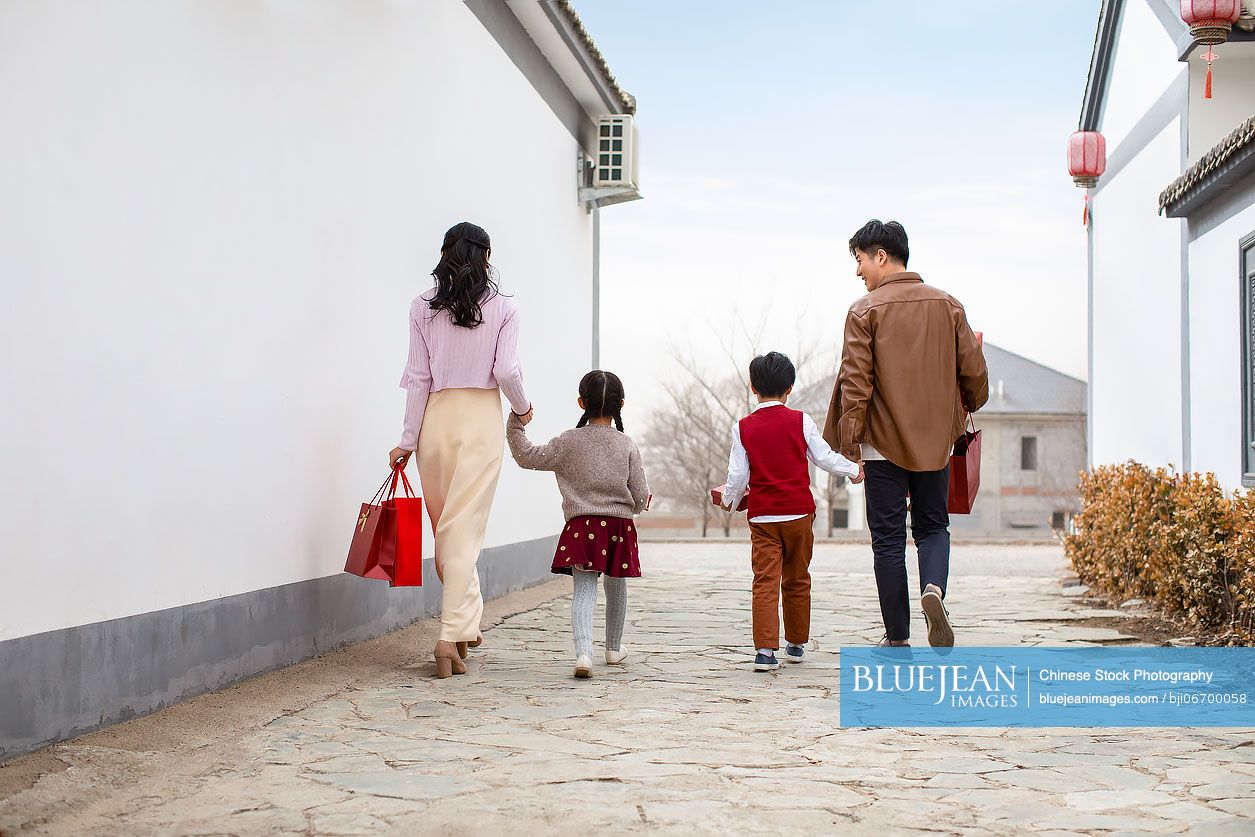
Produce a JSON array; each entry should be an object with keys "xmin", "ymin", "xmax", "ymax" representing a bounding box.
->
[
  {"xmin": 1082, "ymin": 0, "xmax": 1255, "ymax": 489},
  {"xmin": 0, "ymin": 0, "xmax": 638, "ymax": 758}
]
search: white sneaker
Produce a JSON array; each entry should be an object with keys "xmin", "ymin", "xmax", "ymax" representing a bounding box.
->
[
  {"xmin": 605, "ymin": 647, "xmax": 628, "ymax": 665},
  {"xmin": 573, "ymin": 654, "xmax": 593, "ymax": 678}
]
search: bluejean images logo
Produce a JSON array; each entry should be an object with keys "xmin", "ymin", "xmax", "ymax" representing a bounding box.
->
[{"xmin": 839, "ymin": 647, "xmax": 1255, "ymax": 727}]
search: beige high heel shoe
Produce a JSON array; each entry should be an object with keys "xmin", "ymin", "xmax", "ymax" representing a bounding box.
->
[
  {"xmin": 455, "ymin": 635, "xmax": 485, "ymax": 660},
  {"xmin": 434, "ymin": 640, "xmax": 467, "ymax": 679}
]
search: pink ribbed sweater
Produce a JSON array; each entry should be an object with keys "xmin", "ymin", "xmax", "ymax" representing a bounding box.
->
[{"xmin": 397, "ymin": 291, "xmax": 530, "ymax": 450}]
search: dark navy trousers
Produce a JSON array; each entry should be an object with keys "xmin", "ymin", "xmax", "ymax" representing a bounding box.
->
[{"xmin": 864, "ymin": 460, "xmax": 950, "ymax": 642}]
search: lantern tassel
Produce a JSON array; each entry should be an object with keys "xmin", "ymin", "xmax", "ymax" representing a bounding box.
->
[
  {"xmin": 1082, "ymin": 191, "xmax": 1089, "ymax": 227},
  {"xmin": 1205, "ymin": 61, "xmax": 1213, "ymax": 99}
]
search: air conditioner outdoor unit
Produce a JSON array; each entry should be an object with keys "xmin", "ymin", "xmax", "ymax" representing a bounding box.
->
[
  {"xmin": 579, "ymin": 115, "xmax": 642, "ymax": 210},
  {"xmin": 594, "ymin": 115, "xmax": 638, "ymax": 188}
]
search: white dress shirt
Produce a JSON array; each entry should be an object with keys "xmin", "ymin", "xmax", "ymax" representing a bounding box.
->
[
  {"xmin": 860, "ymin": 443, "xmax": 886, "ymax": 461},
  {"xmin": 723, "ymin": 401, "xmax": 861, "ymax": 524}
]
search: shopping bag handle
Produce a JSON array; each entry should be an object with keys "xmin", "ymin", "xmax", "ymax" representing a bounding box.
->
[
  {"xmin": 387, "ymin": 464, "xmax": 416, "ymax": 500},
  {"xmin": 367, "ymin": 470, "xmax": 396, "ymax": 507},
  {"xmin": 365, "ymin": 465, "xmax": 417, "ymax": 511}
]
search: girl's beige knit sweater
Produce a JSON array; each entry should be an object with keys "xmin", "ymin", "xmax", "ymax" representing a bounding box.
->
[{"xmin": 507, "ymin": 414, "xmax": 650, "ymax": 521}]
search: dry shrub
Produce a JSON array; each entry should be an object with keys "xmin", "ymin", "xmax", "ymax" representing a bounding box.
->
[{"xmin": 1064, "ymin": 462, "xmax": 1254, "ymax": 645}]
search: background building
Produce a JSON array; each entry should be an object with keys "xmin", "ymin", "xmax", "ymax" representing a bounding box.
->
[
  {"xmin": 0, "ymin": 0, "xmax": 637, "ymax": 759},
  {"xmin": 799, "ymin": 343, "xmax": 1086, "ymax": 538},
  {"xmin": 1080, "ymin": 0, "xmax": 1255, "ymax": 489},
  {"xmin": 639, "ymin": 342, "xmax": 1085, "ymax": 540}
]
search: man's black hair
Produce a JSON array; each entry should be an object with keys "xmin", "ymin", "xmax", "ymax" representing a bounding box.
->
[
  {"xmin": 748, "ymin": 352, "xmax": 796, "ymax": 399},
  {"xmin": 848, "ymin": 219, "xmax": 909, "ymax": 267}
]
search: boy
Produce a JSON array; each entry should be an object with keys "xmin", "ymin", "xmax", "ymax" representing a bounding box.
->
[{"xmin": 721, "ymin": 352, "xmax": 864, "ymax": 671}]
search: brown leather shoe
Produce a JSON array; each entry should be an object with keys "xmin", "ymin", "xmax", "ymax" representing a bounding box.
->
[{"xmin": 456, "ymin": 635, "xmax": 484, "ymax": 660}]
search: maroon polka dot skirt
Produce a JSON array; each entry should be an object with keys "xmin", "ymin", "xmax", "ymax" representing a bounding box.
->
[{"xmin": 551, "ymin": 515, "xmax": 641, "ymax": 577}]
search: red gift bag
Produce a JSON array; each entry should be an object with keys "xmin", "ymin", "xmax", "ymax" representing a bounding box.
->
[
  {"xmin": 344, "ymin": 471, "xmax": 399, "ymax": 580},
  {"xmin": 948, "ymin": 416, "xmax": 982, "ymax": 514},
  {"xmin": 384, "ymin": 468, "xmax": 423, "ymax": 588},
  {"xmin": 344, "ymin": 467, "xmax": 423, "ymax": 585}
]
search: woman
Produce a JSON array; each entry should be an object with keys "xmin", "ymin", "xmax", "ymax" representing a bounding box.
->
[{"xmin": 388, "ymin": 221, "xmax": 532, "ymax": 679}]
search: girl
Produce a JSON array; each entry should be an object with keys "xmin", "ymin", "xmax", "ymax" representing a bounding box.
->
[
  {"xmin": 507, "ymin": 370, "xmax": 649, "ymax": 678},
  {"xmin": 388, "ymin": 222, "xmax": 532, "ymax": 680}
]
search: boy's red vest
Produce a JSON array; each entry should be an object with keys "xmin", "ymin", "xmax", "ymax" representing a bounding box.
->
[{"xmin": 738, "ymin": 405, "xmax": 816, "ymax": 519}]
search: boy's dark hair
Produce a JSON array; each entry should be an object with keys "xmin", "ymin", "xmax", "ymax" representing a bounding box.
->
[
  {"xmin": 848, "ymin": 219, "xmax": 909, "ymax": 267},
  {"xmin": 577, "ymin": 369, "xmax": 625, "ymax": 432},
  {"xmin": 748, "ymin": 352, "xmax": 796, "ymax": 399}
]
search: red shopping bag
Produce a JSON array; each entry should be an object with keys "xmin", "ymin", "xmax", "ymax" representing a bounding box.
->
[
  {"xmin": 948, "ymin": 416, "xmax": 982, "ymax": 514},
  {"xmin": 384, "ymin": 468, "xmax": 423, "ymax": 588},
  {"xmin": 344, "ymin": 471, "xmax": 399, "ymax": 580}
]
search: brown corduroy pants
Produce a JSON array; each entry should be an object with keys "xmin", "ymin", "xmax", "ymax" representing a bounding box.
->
[{"xmin": 748, "ymin": 513, "xmax": 816, "ymax": 650}]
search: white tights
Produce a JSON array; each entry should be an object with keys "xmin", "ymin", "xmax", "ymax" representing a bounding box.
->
[{"xmin": 571, "ymin": 570, "xmax": 627, "ymax": 657}]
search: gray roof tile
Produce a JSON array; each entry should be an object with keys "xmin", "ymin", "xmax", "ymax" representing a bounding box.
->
[{"xmin": 796, "ymin": 343, "xmax": 1086, "ymax": 418}]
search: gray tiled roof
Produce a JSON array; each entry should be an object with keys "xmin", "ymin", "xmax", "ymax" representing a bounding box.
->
[
  {"xmin": 978, "ymin": 344, "xmax": 1086, "ymax": 416},
  {"xmin": 795, "ymin": 342, "xmax": 1086, "ymax": 418},
  {"xmin": 556, "ymin": 1, "xmax": 636, "ymax": 113},
  {"xmin": 1159, "ymin": 115, "xmax": 1255, "ymax": 216}
]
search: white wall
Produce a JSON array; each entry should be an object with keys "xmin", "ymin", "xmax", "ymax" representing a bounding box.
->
[
  {"xmin": 0, "ymin": 2, "xmax": 592, "ymax": 641},
  {"xmin": 1100, "ymin": 0, "xmax": 1182, "ymax": 151},
  {"xmin": 1188, "ymin": 55, "xmax": 1255, "ymax": 164},
  {"xmin": 1189, "ymin": 201, "xmax": 1255, "ymax": 489},
  {"xmin": 1091, "ymin": 119, "xmax": 1185, "ymax": 469}
]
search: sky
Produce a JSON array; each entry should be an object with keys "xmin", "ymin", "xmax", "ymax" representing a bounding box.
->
[{"xmin": 574, "ymin": 0, "xmax": 1102, "ymax": 418}]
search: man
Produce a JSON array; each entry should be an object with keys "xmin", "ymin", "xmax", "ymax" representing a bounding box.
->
[{"xmin": 823, "ymin": 220, "xmax": 988, "ymax": 647}]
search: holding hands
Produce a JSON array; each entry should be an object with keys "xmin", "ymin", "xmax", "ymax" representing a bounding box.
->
[
  {"xmin": 514, "ymin": 406, "xmax": 535, "ymax": 426},
  {"xmin": 850, "ymin": 461, "xmax": 865, "ymax": 485}
]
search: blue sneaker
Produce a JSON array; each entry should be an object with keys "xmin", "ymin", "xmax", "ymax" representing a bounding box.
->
[
  {"xmin": 753, "ymin": 652, "xmax": 779, "ymax": 672},
  {"xmin": 784, "ymin": 644, "xmax": 805, "ymax": 664}
]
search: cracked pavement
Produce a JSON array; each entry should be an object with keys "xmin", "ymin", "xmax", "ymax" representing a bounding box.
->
[{"xmin": 1, "ymin": 543, "xmax": 1253, "ymax": 835}]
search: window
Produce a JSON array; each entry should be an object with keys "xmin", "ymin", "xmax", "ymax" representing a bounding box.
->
[
  {"xmin": 1021, "ymin": 436, "xmax": 1038, "ymax": 471},
  {"xmin": 1243, "ymin": 232, "xmax": 1255, "ymax": 486}
]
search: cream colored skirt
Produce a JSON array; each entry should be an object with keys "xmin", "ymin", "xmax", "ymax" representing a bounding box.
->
[{"xmin": 416, "ymin": 387, "xmax": 504, "ymax": 643}]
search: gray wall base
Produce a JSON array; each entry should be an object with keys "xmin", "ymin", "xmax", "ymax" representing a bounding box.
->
[{"xmin": 0, "ymin": 535, "xmax": 557, "ymax": 761}]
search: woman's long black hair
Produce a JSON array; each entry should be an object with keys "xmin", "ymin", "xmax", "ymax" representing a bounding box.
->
[
  {"xmin": 576, "ymin": 370, "xmax": 626, "ymax": 432},
  {"xmin": 428, "ymin": 222, "xmax": 497, "ymax": 328}
]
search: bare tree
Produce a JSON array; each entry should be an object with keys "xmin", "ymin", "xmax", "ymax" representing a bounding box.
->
[{"xmin": 640, "ymin": 306, "xmax": 838, "ymax": 537}]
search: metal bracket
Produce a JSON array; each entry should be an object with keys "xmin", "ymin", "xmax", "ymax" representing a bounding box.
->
[
  {"xmin": 578, "ymin": 186, "xmax": 643, "ymax": 212},
  {"xmin": 577, "ymin": 152, "xmax": 642, "ymax": 213}
]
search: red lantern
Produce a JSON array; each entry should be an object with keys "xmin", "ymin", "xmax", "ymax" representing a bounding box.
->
[
  {"xmin": 1068, "ymin": 131, "xmax": 1106, "ymax": 226},
  {"xmin": 1180, "ymin": 1, "xmax": 1242, "ymax": 98}
]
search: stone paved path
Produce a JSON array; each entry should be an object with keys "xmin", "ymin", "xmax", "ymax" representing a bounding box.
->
[{"xmin": 2, "ymin": 543, "xmax": 1254, "ymax": 835}]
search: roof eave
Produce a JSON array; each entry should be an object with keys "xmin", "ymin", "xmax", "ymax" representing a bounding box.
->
[
  {"xmin": 546, "ymin": 1, "xmax": 636, "ymax": 115},
  {"xmin": 1177, "ymin": 22, "xmax": 1255, "ymax": 60},
  {"xmin": 1079, "ymin": 0, "xmax": 1124, "ymax": 131},
  {"xmin": 1160, "ymin": 116, "xmax": 1255, "ymax": 217}
]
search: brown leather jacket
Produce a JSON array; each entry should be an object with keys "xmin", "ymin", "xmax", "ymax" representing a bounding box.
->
[{"xmin": 822, "ymin": 272, "xmax": 989, "ymax": 472}]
